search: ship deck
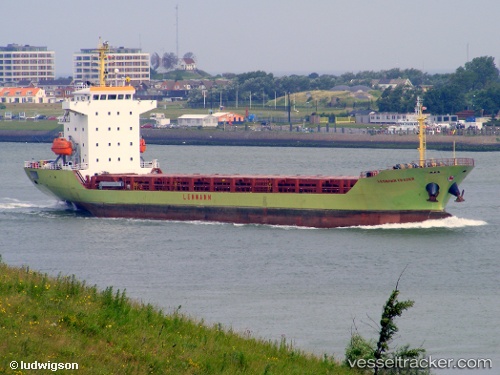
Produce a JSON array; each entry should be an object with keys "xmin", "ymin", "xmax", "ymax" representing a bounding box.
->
[
  {"xmin": 87, "ymin": 173, "xmax": 360, "ymax": 194},
  {"xmin": 24, "ymin": 157, "xmax": 475, "ymax": 196}
]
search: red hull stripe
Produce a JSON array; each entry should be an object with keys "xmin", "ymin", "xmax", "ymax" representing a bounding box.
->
[{"xmin": 75, "ymin": 202, "xmax": 450, "ymax": 228}]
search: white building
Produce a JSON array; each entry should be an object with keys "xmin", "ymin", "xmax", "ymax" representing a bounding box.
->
[
  {"xmin": 61, "ymin": 85, "xmax": 156, "ymax": 176},
  {"xmin": 0, "ymin": 87, "xmax": 47, "ymax": 103},
  {"xmin": 0, "ymin": 44, "xmax": 55, "ymax": 83},
  {"xmin": 177, "ymin": 114, "xmax": 218, "ymax": 127},
  {"xmin": 368, "ymin": 112, "xmax": 416, "ymax": 125},
  {"xmin": 73, "ymin": 45, "xmax": 150, "ymax": 85}
]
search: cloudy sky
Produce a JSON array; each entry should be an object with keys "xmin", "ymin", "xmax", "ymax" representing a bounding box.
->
[{"xmin": 2, "ymin": 0, "xmax": 499, "ymax": 77}]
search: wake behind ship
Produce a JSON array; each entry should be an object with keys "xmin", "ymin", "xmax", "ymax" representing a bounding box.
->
[{"xmin": 24, "ymin": 39, "xmax": 474, "ymax": 228}]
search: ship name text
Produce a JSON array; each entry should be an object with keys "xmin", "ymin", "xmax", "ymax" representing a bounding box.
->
[
  {"xmin": 183, "ymin": 193, "xmax": 212, "ymax": 201},
  {"xmin": 377, "ymin": 177, "xmax": 415, "ymax": 183}
]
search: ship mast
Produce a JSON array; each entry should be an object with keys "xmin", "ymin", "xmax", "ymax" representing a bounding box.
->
[
  {"xmin": 97, "ymin": 38, "xmax": 109, "ymax": 87},
  {"xmin": 416, "ymin": 97, "xmax": 426, "ymax": 167}
]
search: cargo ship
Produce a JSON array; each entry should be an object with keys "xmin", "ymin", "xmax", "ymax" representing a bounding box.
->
[{"xmin": 24, "ymin": 39, "xmax": 474, "ymax": 228}]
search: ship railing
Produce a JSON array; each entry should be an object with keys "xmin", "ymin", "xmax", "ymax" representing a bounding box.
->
[
  {"xmin": 360, "ymin": 157, "xmax": 475, "ymax": 178},
  {"xmin": 409, "ymin": 157, "xmax": 475, "ymax": 168},
  {"xmin": 141, "ymin": 159, "xmax": 159, "ymax": 169},
  {"xmin": 24, "ymin": 160, "xmax": 88, "ymax": 171}
]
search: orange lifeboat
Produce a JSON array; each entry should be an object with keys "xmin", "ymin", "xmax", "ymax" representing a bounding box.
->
[
  {"xmin": 51, "ymin": 137, "xmax": 73, "ymax": 156},
  {"xmin": 140, "ymin": 138, "xmax": 146, "ymax": 153}
]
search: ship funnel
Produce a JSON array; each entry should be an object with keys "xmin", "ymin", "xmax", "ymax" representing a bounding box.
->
[
  {"xmin": 426, "ymin": 182, "xmax": 440, "ymax": 202},
  {"xmin": 448, "ymin": 182, "xmax": 465, "ymax": 202}
]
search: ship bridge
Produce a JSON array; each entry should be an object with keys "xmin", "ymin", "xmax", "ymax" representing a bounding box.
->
[{"xmin": 59, "ymin": 84, "xmax": 156, "ymax": 176}]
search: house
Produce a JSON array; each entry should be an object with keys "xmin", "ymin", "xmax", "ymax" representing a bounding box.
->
[
  {"xmin": 368, "ymin": 112, "xmax": 414, "ymax": 125},
  {"xmin": 177, "ymin": 114, "xmax": 218, "ymax": 127},
  {"xmin": 373, "ymin": 78, "xmax": 413, "ymax": 90},
  {"xmin": 351, "ymin": 109, "xmax": 375, "ymax": 124},
  {"xmin": 178, "ymin": 57, "xmax": 196, "ymax": 71},
  {"xmin": 158, "ymin": 80, "xmax": 192, "ymax": 100},
  {"xmin": 0, "ymin": 87, "xmax": 47, "ymax": 103},
  {"xmin": 37, "ymin": 78, "xmax": 74, "ymax": 101},
  {"xmin": 212, "ymin": 112, "xmax": 245, "ymax": 124}
]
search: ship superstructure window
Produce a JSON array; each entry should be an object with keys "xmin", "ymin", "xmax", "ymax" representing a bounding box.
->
[
  {"xmin": 96, "ymin": 127, "xmax": 98, "ymax": 131},
  {"xmin": 108, "ymin": 143, "xmax": 111, "ymax": 146},
  {"xmin": 118, "ymin": 94, "xmax": 124, "ymax": 99},
  {"xmin": 96, "ymin": 112, "xmax": 98, "ymax": 116},
  {"xmin": 108, "ymin": 127, "xmax": 111, "ymax": 131},
  {"xmin": 108, "ymin": 112, "xmax": 111, "ymax": 115},
  {"xmin": 117, "ymin": 112, "xmax": 120, "ymax": 115},
  {"xmin": 100, "ymin": 95, "xmax": 105, "ymax": 100},
  {"xmin": 125, "ymin": 94, "xmax": 131, "ymax": 99},
  {"xmin": 93, "ymin": 94, "xmax": 99, "ymax": 100},
  {"xmin": 108, "ymin": 94, "xmax": 116, "ymax": 100},
  {"xmin": 96, "ymin": 143, "xmax": 98, "ymax": 146}
]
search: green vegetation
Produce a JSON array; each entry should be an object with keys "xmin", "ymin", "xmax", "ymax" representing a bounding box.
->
[
  {"xmin": 1, "ymin": 103, "xmax": 62, "ymax": 117},
  {"xmin": 0, "ymin": 103, "xmax": 62, "ymax": 131},
  {"xmin": 184, "ymin": 57, "xmax": 500, "ymax": 118},
  {"xmin": 345, "ymin": 273, "xmax": 428, "ymax": 375},
  {"xmin": 0, "ymin": 121, "xmax": 61, "ymax": 132},
  {"xmin": 0, "ymin": 258, "xmax": 356, "ymax": 375}
]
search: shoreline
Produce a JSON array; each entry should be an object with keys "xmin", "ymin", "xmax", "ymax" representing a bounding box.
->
[{"xmin": 1, "ymin": 128, "xmax": 499, "ymax": 151}]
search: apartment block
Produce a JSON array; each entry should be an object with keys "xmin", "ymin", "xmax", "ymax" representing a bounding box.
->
[
  {"xmin": 0, "ymin": 44, "xmax": 55, "ymax": 83},
  {"xmin": 73, "ymin": 45, "xmax": 150, "ymax": 85}
]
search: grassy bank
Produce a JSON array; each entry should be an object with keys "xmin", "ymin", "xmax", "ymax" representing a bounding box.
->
[{"xmin": 0, "ymin": 259, "xmax": 356, "ymax": 375}]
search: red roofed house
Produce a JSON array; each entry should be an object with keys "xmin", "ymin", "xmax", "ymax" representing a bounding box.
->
[
  {"xmin": 178, "ymin": 58, "xmax": 196, "ymax": 71},
  {"xmin": 0, "ymin": 87, "xmax": 46, "ymax": 103}
]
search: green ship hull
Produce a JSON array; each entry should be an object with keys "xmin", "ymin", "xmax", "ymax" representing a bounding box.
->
[{"xmin": 24, "ymin": 158, "xmax": 474, "ymax": 228}]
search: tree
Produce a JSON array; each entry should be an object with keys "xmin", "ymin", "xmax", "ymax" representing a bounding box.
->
[
  {"xmin": 161, "ymin": 52, "xmax": 177, "ymax": 70},
  {"xmin": 150, "ymin": 52, "xmax": 160, "ymax": 71},
  {"xmin": 183, "ymin": 52, "xmax": 196, "ymax": 62},
  {"xmin": 345, "ymin": 274, "xmax": 428, "ymax": 375},
  {"xmin": 423, "ymin": 84, "xmax": 466, "ymax": 114},
  {"xmin": 456, "ymin": 56, "xmax": 499, "ymax": 91},
  {"xmin": 472, "ymin": 82, "xmax": 500, "ymax": 115}
]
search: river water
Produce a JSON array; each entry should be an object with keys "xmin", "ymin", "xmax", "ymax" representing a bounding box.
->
[{"xmin": 1, "ymin": 142, "xmax": 498, "ymax": 373}]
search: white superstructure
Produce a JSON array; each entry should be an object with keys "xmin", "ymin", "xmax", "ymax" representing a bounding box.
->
[
  {"xmin": 61, "ymin": 85, "xmax": 156, "ymax": 176},
  {"xmin": 56, "ymin": 39, "xmax": 157, "ymax": 176}
]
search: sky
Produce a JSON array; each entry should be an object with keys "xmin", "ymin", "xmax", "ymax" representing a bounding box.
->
[{"xmin": 2, "ymin": 0, "xmax": 500, "ymax": 77}]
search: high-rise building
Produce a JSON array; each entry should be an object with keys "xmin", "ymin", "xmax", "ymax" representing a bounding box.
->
[
  {"xmin": 73, "ymin": 45, "xmax": 150, "ymax": 85},
  {"xmin": 0, "ymin": 44, "xmax": 55, "ymax": 83}
]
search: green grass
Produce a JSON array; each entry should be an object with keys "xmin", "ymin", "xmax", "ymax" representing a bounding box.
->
[
  {"xmin": 0, "ymin": 259, "xmax": 357, "ymax": 375},
  {"xmin": 1, "ymin": 103, "xmax": 63, "ymax": 117},
  {"xmin": 0, "ymin": 120, "xmax": 62, "ymax": 131}
]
